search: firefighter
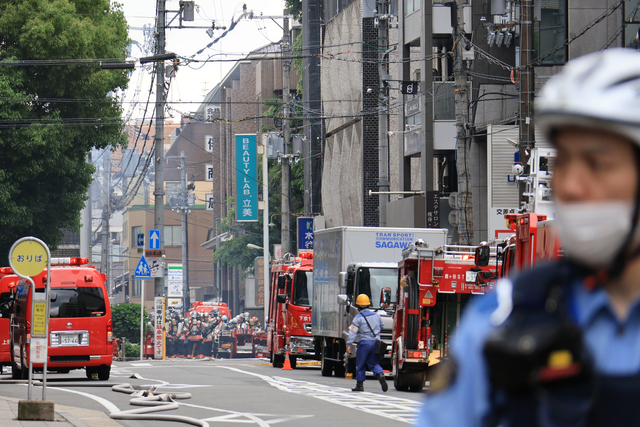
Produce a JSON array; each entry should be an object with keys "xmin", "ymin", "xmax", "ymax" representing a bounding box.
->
[
  {"xmin": 417, "ymin": 48, "xmax": 640, "ymax": 427},
  {"xmin": 249, "ymin": 316, "xmax": 261, "ymax": 331},
  {"xmin": 346, "ymin": 294, "xmax": 387, "ymax": 392}
]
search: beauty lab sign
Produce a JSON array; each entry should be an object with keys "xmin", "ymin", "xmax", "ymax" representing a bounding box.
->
[{"xmin": 236, "ymin": 134, "xmax": 258, "ymax": 222}]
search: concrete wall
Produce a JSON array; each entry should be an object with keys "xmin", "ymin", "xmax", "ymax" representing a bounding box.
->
[{"xmin": 321, "ymin": 1, "xmax": 364, "ymax": 227}]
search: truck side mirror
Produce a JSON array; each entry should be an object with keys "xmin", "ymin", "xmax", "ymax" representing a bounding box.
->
[
  {"xmin": 276, "ymin": 294, "xmax": 287, "ymax": 304},
  {"xmin": 277, "ymin": 276, "xmax": 286, "ymax": 290},
  {"xmin": 475, "ymin": 244, "xmax": 490, "ymax": 267},
  {"xmin": 381, "ymin": 287, "xmax": 391, "ymax": 306},
  {"xmin": 337, "ymin": 294, "xmax": 348, "ymax": 305},
  {"xmin": 338, "ymin": 271, "xmax": 347, "ymax": 290}
]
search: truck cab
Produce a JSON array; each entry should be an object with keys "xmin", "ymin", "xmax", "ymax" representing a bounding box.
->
[
  {"xmin": 342, "ymin": 262, "xmax": 397, "ymax": 372},
  {"xmin": 267, "ymin": 252, "xmax": 314, "ymax": 368}
]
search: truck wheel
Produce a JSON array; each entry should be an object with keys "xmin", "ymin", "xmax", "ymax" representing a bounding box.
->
[
  {"xmin": 19, "ymin": 349, "xmax": 27, "ymax": 380},
  {"xmin": 98, "ymin": 365, "xmax": 110, "ymax": 381},
  {"xmin": 409, "ymin": 382, "xmax": 424, "ymax": 392},
  {"xmin": 333, "ymin": 361, "xmax": 345, "ymax": 378},
  {"xmin": 86, "ymin": 367, "xmax": 98, "ymax": 379},
  {"xmin": 11, "ymin": 352, "xmax": 21, "ymax": 380},
  {"xmin": 394, "ymin": 358, "xmax": 409, "ymax": 391},
  {"xmin": 289, "ymin": 356, "xmax": 297, "ymax": 369},
  {"xmin": 272, "ymin": 353, "xmax": 284, "ymax": 368},
  {"xmin": 320, "ymin": 346, "xmax": 333, "ymax": 377}
]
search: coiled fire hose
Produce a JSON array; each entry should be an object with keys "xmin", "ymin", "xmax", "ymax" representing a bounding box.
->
[
  {"xmin": 110, "ymin": 383, "xmax": 209, "ymax": 427},
  {"xmin": 32, "ymin": 378, "xmax": 209, "ymax": 427}
]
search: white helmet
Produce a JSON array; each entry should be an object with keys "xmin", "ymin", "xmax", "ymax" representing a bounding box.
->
[
  {"xmin": 535, "ymin": 48, "xmax": 640, "ymax": 146},
  {"xmin": 221, "ymin": 315, "xmax": 228, "ymax": 322}
]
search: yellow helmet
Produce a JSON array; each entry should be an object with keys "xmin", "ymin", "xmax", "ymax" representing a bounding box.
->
[{"xmin": 355, "ymin": 294, "xmax": 370, "ymax": 307}]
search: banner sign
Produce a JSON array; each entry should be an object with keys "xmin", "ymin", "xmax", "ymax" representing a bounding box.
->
[
  {"xmin": 254, "ymin": 257, "xmax": 265, "ymax": 307},
  {"xmin": 236, "ymin": 134, "xmax": 258, "ymax": 222},
  {"xmin": 297, "ymin": 217, "xmax": 314, "ymax": 250},
  {"xmin": 154, "ymin": 297, "xmax": 164, "ymax": 359},
  {"xmin": 167, "ymin": 263, "xmax": 183, "ymax": 297}
]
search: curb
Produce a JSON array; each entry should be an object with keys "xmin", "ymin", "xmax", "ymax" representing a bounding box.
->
[{"xmin": 0, "ymin": 395, "xmax": 123, "ymax": 427}]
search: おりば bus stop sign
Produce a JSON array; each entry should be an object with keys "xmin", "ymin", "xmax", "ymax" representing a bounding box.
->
[
  {"xmin": 8, "ymin": 236, "xmax": 52, "ymax": 402},
  {"xmin": 9, "ymin": 237, "xmax": 49, "ymax": 277}
]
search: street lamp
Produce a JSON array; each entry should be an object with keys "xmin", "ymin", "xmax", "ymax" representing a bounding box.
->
[{"xmin": 247, "ymin": 243, "xmax": 263, "ymax": 251}]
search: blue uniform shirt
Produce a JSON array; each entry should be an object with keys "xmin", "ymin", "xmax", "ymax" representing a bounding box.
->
[
  {"xmin": 416, "ymin": 277, "xmax": 640, "ymax": 427},
  {"xmin": 347, "ymin": 309, "xmax": 383, "ymax": 347}
]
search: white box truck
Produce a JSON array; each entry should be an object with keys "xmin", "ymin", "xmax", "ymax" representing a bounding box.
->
[{"xmin": 312, "ymin": 226, "xmax": 448, "ymax": 377}]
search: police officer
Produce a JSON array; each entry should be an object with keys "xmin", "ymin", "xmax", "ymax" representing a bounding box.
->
[
  {"xmin": 417, "ymin": 48, "xmax": 640, "ymax": 427},
  {"xmin": 346, "ymin": 294, "xmax": 388, "ymax": 392}
]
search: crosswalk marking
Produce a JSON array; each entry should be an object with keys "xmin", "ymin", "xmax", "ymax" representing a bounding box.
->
[{"xmin": 221, "ymin": 367, "xmax": 420, "ymax": 424}]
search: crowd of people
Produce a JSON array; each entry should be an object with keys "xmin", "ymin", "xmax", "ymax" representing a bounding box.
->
[{"xmin": 146, "ymin": 308, "xmax": 263, "ymax": 358}]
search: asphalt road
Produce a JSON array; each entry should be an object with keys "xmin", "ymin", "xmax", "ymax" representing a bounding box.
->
[{"xmin": 0, "ymin": 358, "xmax": 426, "ymax": 427}]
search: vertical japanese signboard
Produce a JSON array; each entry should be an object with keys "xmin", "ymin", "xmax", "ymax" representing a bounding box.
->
[
  {"xmin": 426, "ymin": 191, "xmax": 441, "ymax": 228},
  {"xmin": 236, "ymin": 134, "xmax": 258, "ymax": 222},
  {"xmin": 254, "ymin": 257, "xmax": 264, "ymax": 307},
  {"xmin": 154, "ymin": 297, "xmax": 164, "ymax": 359},
  {"xmin": 167, "ymin": 264, "xmax": 183, "ymax": 298},
  {"xmin": 297, "ymin": 217, "xmax": 314, "ymax": 250}
]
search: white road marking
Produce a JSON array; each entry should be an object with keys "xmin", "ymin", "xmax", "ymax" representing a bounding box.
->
[
  {"xmin": 130, "ymin": 363, "xmax": 153, "ymax": 366},
  {"xmin": 47, "ymin": 386, "xmax": 121, "ymax": 414},
  {"xmin": 221, "ymin": 367, "xmax": 420, "ymax": 424},
  {"xmin": 179, "ymin": 401, "xmax": 313, "ymax": 426}
]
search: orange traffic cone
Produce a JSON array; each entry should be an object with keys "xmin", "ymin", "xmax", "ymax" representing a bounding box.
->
[{"xmin": 282, "ymin": 349, "xmax": 293, "ymax": 370}]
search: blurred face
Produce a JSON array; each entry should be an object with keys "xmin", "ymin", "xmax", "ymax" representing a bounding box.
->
[{"xmin": 552, "ymin": 128, "xmax": 638, "ymax": 203}]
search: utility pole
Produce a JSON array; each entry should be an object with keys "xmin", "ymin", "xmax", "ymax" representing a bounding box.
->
[
  {"xmin": 154, "ymin": 0, "xmax": 166, "ymax": 297},
  {"xmin": 452, "ymin": 0, "xmax": 473, "ymax": 244},
  {"xmin": 519, "ymin": 0, "xmax": 535, "ymax": 208},
  {"xmin": 179, "ymin": 152, "xmax": 190, "ymax": 312},
  {"xmin": 100, "ymin": 150, "xmax": 111, "ymax": 278},
  {"xmin": 377, "ymin": 0, "xmax": 391, "ymax": 227},
  {"xmin": 302, "ymin": 0, "xmax": 323, "ymax": 215},
  {"xmin": 281, "ymin": 9, "xmax": 291, "ymax": 255}
]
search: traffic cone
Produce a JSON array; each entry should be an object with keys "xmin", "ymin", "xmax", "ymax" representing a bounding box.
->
[{"xmin": 282, "ymin": 349, "xmax": 293, "ymax": 370}]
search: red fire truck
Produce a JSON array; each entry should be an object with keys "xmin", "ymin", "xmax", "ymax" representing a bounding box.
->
[
  {"xmin": 393, "ymin": 244, "xmax": 500, "ymax": 391},
  {"xmin": 267, "ymin": 252, "xmax": 314, "ymax": 368},
  {"xmin": 500, "ymin": 213, "xmax": 562, "ymax": 277},
  {"xmin": 9, "ymin": 257, "xmax": 113, "ymax": 380},
  {"xmin": 0, "ymin": 268, "xmax": 17, "ymax": 373}
]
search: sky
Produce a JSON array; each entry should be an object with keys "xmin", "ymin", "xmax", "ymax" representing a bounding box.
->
[{"xmin": 118, "ymin": 0, "xmax": 288, "ymax": 122}]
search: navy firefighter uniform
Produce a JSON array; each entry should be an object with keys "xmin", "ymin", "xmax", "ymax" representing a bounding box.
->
[{"xmin": 347, "ymin": 294, "xmax": 388, "ymax": 392}]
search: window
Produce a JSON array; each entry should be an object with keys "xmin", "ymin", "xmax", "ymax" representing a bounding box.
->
[
  {"xmin": 405, "ymin": 0, "xmax": 419, "ymax": 15},
  {"xmin": 292, "ymin": 271, "xmax": 313, "ymax": 306},
  {"xmin": 166, "ymin": 182, "xmax": 180, "ymax": 192},
  {"xmin": 625, "ymin": 0, "xmax": 640, "ymax": 48},
  {"xmin": 50, "ymin": 287, "xmax": 106, "ymax": 318},
  {"xmin": 433, "ymin": 82, "xmax": 455, "ymax": 120},
  {"xmin": 355, "ymin": 267, "xmax": 398, "ymax": 309},
  {"xmin": 132, "ymin": 278, "xmax": 142, "ymax": 297},
  {"xmin": 164, "ymin": 225, "xmax": 182, "ymax": 246},
  {"xmin": 131, "ymin": 226, "xmax": 142, "ymax": 247},
  {"xmin": 534, "ymin": 0, "xmax": 567, "ymax": 65}
]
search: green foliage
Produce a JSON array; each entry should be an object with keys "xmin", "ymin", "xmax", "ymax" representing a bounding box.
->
[
  {"xmin": 112, "ymin": 303, "xmax": 147, "ymax": 344},
  {"xmin": 285, "ymin": 0, "xmax": 302, "ymax": 22},
  {"xmin": 0, "ymin": 0, "xmax": 130, "ymax": 261},
  {"xmin": 124, "ymin": 341, "xmax": 141, "ymax": 359},
  {"xmin": 293, "ymin": 33, "xmax": 304, "ymax": 95}
]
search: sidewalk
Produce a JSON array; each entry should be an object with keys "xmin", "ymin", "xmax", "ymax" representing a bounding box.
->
[{"xmin": 0, "ymin": 396, "xmax": 123, "ymax": 427}]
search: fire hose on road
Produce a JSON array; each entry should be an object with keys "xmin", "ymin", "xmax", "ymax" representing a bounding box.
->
[
  {"xmin": 31, "ymin": 377, "xmax": 210, "ymax": 427},
  {"xmin": 110, "ymin": 382, "xmax": 210, "ymax": 427}
]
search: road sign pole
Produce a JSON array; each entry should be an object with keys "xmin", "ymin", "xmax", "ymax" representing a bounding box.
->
[{"xmin": 8, "ymin": 237, "xmax": 51, "ymax": 402}]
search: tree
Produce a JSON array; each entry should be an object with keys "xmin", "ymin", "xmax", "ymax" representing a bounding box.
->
[
  {"xmin": 285, "ymin": 0, "xmax": 302, "ymax": 22},
  {"xmin": 112, "ymin": 303, "xmax": 148, "ymax": 344},
  {"xmin": 0, "ymin": 0, "xmax": 130, "ymax": 261}
]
